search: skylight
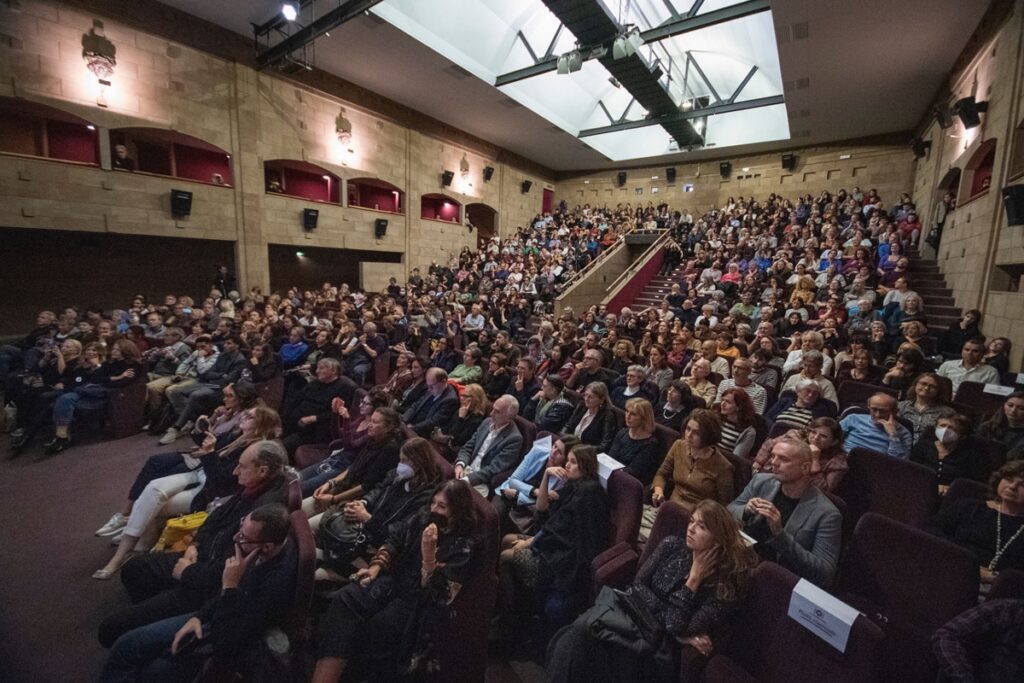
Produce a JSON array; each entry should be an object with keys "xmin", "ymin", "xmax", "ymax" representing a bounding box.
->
[{"xmin": 372, "ymin": 0, "xmax": 789, "ymax": 162}]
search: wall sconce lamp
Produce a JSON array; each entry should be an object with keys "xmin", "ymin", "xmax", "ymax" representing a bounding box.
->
[
  {"xmin": 336, "ymin": 108, "xmax": 353, "ymax": 148},
  {"xmin": 82, "ymin": 21, "xmax": 116, "ymax": 107}
]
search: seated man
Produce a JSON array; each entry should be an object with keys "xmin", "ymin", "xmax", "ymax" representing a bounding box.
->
[
  {"xmin": 932, "ymin": 598, "xmax": 1024, "ymax": 683},
  {"xmin": 147, "ymin": 335, "xmax": 219, "ymax": 425},
  {"xmin": 508, "ymin": 358, "xmax": 541, "ymax": 412},
  {"xmin": 100, "ymin": 503, "xmax": 296, "ymax": 683},
  {"xmin": 402, "ymin": 368, "xmax": 459, "ymax": 437},
  {"xmin": 523, "ymin": 374, "xmax": 574, "ymax": 433},
  {"xmin": 281, "ymin": 358, "xmax": 358, "ymax": 455},
  {"xmin": 840, "ymin": 392, "xmax": 913, "ymax": 459},
  {"xmin": 0, "ymin": 310, "xmax": 56, "ymax": 384},
  {"xmin": 714, "ymin": 356, "xmax": 768, "ymax": 414},
  {"xmin": 937, "ymin": 338, "xmax": 1001, "ymax": 396},
  {"xmin": 343, "ymin": 322, "xmax": 387, "ymax": 385},
  {"xmin": 728, "ymin": 436, "xmax": 842, "ymax": 588},
  {"xmin": 566, "ymin": 348, "xmax": 615, "ymax": 391},
  {"xmin": 454, "ymin": 395, "xmax": 523, "ymax": 496},
  {"xmin": 98, "ymin": 440, "xmax": 290, "ymax": 648},
  {"xmin": 780, "ymin": 350, "xmax": 838, "ymax": 406}
]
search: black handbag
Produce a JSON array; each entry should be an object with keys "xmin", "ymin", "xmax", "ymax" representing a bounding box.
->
[
  {"xmin": 318, "ymin": 510, "xmax": 369, "ymax": 573},
  {"xmin": 585, "ymin": 586, "xmax": 665, "ymax": 654}
]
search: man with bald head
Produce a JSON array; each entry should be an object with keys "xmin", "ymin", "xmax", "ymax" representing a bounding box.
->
[
  {"xmin": 839, "ymin": 392, "xmax": 912, "ymax": 459},
  {"xmin": 455, "ymin": 394, "xmax": 523, "ymax": 496},
  {"xmin": 729, "ymin": 436, "xmax": 842, "ymax": 587}
]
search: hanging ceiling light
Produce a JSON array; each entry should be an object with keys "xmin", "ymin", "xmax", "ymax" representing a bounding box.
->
[
  {"xmin": 612, "ymin": 26, "xmax": 643, "ymax": 59},
  {"xmin": 556, "ymin": 49, "xmax": 582, "ymax": 75},
  {"xmin": 281, "ymin": 2, "xmax": 299, "ymax": 22}
]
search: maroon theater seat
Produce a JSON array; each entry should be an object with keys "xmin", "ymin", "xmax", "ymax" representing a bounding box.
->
[
  {"xmin": 836, "ymin": 380, "xmax": 896, "ymax": 412},
  {"xmin": 834, "ymin": 447, "xmax": 937, "ymax": 529},
  {"xmin": 592, "ymin": 499, "xmax": 690, "ymax": 592},
  {"xmin": 590, "ymin": 469, "xmax": 643, "ymax": 592}
]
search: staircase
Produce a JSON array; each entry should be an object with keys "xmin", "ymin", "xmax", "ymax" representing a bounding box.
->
[
  {"xmin": 906, "ymin": 245, "xmax": 961, "ymax": 331},
  {"xmin": 625, "ymin": 265, "xmax": 684, "ymax": 312}
]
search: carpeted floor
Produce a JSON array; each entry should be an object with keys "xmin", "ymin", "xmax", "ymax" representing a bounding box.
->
[{"xmin": 0, "ymin": 430, "xmax": 544, "ymax": 682}]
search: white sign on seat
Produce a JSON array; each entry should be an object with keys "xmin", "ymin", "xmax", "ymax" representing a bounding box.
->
[{"xmin": 787, "ymin": 578, "xmax": 860, "ymax": 653}]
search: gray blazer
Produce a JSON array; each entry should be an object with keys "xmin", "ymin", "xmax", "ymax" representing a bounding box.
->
[
  {"xmin": 455, "ymin": 419, "xmax": 523, "ymax": 487},
  {"xmin": 728, "ymin": 473, "xmax": 842, "ymax": 587}
]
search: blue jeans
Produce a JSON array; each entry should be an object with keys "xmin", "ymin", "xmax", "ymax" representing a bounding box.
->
[
  {"xmin": 52, "ymin": 387, "xmax": 108, "ymax": 426},
  {"xmin": 100, "ymin": 612, "xmax": 203, "ymax": 683},
  {"xmin": 298, "ymin": 450, "xmax": 354, "ymax": 497}
]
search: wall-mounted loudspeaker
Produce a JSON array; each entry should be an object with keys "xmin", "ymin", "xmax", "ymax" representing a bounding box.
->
[
  {"xmin": 302, "ymin": 208, "xmax": 319, "ymax": 231},
  {"xmin": 521, "ymin": 180, "xmax": 533, "ymax": 193},
  {"xmin": 781, "ymin": 153, "xmax": 796, "ymax": 170},
  {"xmin": 719, "ymin": 162, "xmax": 731, "ymax": 178},
  {"xmin": 441, "ymin": 170, "xmax": 454, "ymax": 187},
  {"xmin": 170, "ymin": 189, "xmax": 193, "ymax": 217},
  {"xmin": 617, "ymin": 171, "xmax": 627, "ymax": 187},
  {"xmin": 1002, "ymin": 185, "xmax": 1024, "ymax": 226},
  {"xmin": 483, "ymin": 166, "xmax": 495, "ymax": 181},
  {"xmin": 374, "ymin": 218, "xmax": 389, "ymax": 238},
  {"xmin": 666, "ymin": 168, "xmax": 676, "ymax": 183}
]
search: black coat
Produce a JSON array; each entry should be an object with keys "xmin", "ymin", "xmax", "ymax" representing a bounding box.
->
[
  {"xmin": 565, "ymin": 404, "xmax": 618, "ymax": 453},
  {"xmin": 282, "ymin": 376, "xmax": 358, "ymax": 438},
  {"xmin": 403, "ymin": 385, "xmax": 459, "ymax": 437},
  {"xmin": 534, "ymin": 479, "xmax": 610, "ymax": 593}
]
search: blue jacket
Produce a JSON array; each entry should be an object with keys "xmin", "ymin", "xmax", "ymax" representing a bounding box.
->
[{"xmin": 498, "ymin": 436, "xmax": 563, "ymax": 505}]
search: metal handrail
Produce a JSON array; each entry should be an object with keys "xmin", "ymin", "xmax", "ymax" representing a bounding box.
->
[
  {"xmin": 602, "ymin": 230, "xmax": 672, "ymax": 304},
  {"xmin": 556, "ymin": 222, "xmax": 638, "ymax": 294}
]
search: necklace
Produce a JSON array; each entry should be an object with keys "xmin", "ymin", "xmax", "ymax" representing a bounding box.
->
[
  {"xmin": 662, "ymin": 404, "xmax": 681, "ymax": 420},
  {"xmin": 989, "ymin": 503, "xmax": 1024, "ymax": 571}
]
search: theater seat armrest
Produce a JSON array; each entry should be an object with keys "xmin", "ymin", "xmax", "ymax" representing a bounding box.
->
[
  {"xmin": 701, "ymin": 655, "xmax": 757, "ymax": 683},
  {"xmin": 591, "ymin": 543, "xmax": 639, "ymax": 593}
]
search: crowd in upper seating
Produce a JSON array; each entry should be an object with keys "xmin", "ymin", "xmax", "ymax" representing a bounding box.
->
[{"xmin": 1, "ymin": 188, "xmax": 1023, "ymax": 681}]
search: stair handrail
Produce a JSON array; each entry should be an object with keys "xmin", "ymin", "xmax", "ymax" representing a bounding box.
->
[
  {"xmin": 601, "ymin": 230, "xmax": 672, "ymax": 305},
  {"xmin": 556, "ymin": 222, "xmax": 638, "ymax": 297}
]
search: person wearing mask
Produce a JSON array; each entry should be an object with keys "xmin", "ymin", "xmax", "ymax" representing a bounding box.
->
[
  {"xmin": 97, "ymin": 440, "xmax": 290, "ymax": 647},
  {"xmin": 652, "ymin": 409, "xmax": 734, "ymax": 512},
  {"xmin": 840, "ymin": 392, "xmax": 913, "ymax": 459},
  {"xmin": 938, "ymin": 339, "xmax": 1000, "ymax": 396},
  {"xmin": 402, "ymin": 368, "xmax": 459, "ymax": 437},
  {"xmin": 454, "ymin": 395, "xmax": 524, "ymax": 497},
  {"xmin": 523, "ymin": 374, "xmax": 574, "ymax": 434},
  {"xmin": 546, "ymin": 500, "xmax": 757, "ymax": 682},
  {"xmin": 564, "ymin": 382, "xmax": 618, "ymax": 453},
  {"xmin": 911, "ymin": 414, "xmax": 989, "ymax": 490},
  {"xmin": 100, "ymin": 503, "xmax": 296, "ymax": 683},
  {"xmin": 607, "ymin": 398, "xmax": 661, "ymax": 486},
  {"xmin": 729, "ymin": 436, "xmax": 842, "ymax": 587},
  {"xmin": 311, "ymin": 481, "xmax": 480, "ymax": 682},
  {"xmin": 714, "ymin": 357, "xmax": 768, "ymax": 415},
  {"xmin": 977, "ymin": 392, "xmax": 1024, "ymax": 462}
]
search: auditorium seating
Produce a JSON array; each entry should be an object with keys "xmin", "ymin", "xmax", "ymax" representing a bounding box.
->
[{"xmin": 834, "ymin": 448, "xmax": 938, "ymax": 529}]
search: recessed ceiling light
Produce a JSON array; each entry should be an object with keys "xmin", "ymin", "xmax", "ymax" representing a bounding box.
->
[
  {"xmin": 295, "ymin": 251, "xmax": 305, "ymax": 257},
  {"xmin": 281, "ymin": 3, "xmax": 298, "ymax": 22}
]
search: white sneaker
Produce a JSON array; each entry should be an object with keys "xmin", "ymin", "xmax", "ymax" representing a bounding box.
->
[
  {"xmin": 95, "ymin": 512, "xmax": 128, "ymax": 537},
  {"xmin": 110, "ymin": 530, "xmax": 124, "ymax": 546},
  {"xmin": 182, "ymin": 421, "xmax": 195, "ymax": 433},
  {"xmin": 158, "ymin": 427, "xmax": 180, "ymax": 445}
]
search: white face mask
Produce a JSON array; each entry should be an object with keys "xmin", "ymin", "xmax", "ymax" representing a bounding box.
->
[
  {"xmin": 935, "ymin": 426, "xmax": 958, "ymax": 444},
  {"xmin": 395, "ymin": 462, "xmax": 414, "ymax": 481}
]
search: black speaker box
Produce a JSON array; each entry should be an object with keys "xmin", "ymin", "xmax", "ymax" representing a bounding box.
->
[
  {"xmin": 441, "ymin": 170, "xmax": 454, "ymax": 187},
  {"xmin": 302, "ymin": 208, "xmax": 319, "ymax": 231},
  {"xmin": 666, "ymin": 167, "xmax": 676, "ymax": 183},
  {"xmin": 719, "ymin": 162, "xmax": 731, "ymax": 177},
  {"xmin": 521, "ymin": 180, "xmax": 533, "ymax": 193},
  {"xmin": 170, "ymin": 189, "xmax": 192, "ymax": 217},
  {"xmin": 1003, "ymin": 185, "xmax": 1024, "ymax": 226},
  {"xmin": 782, "ymin": 153, "xmax": 796, "ymax": 170},
  {"xmin": 374, "ymin": 218, "xmax": 389, "ymax": 238},
  {"xmin": 483, "ymin": 166, "xmax": 495, "ymax": 181},
  {"xmin": 617, "ymin": 171, "xmax": 627, "ymax": 187}
]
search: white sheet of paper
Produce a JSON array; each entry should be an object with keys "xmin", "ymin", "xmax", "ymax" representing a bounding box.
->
[
  {"xmin": 787, "ymin": 578, "xmax": 859, "ymax": 653},
  {"xmin": 597, "ymin": 452, "xmax": 625, "ymax": 489},
  {"xmin": 983, "ymin": 383, "xmax": 1014, "ymax": 396}
]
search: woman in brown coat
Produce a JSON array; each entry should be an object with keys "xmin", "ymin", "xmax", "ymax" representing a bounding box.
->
[{"xmin": 652, "ymin": 409, "xmax": 735, "ymax": 512}]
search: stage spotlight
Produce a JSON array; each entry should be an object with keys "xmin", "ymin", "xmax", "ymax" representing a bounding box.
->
[{"xmin": 281, "ymin": 3, "xmax": 298, "ymax": 22}]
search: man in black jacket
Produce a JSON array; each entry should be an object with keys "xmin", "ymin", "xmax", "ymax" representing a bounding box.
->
[
  {"xmin": 100, "ymin": 503, "xmax": 296, "ymax": 682},
  {"xmin": 98, "ymin": 440, "xmax": 290, "ymax": 647},
  {"xmin": 508, "ymin": 358, "xmax": 541, "ymax": 413},
  {"xmin": 0, "ymin": 310, "xmax": 55, "ymax": 387},
  {"xmin": 523, "ymin": 375, "xmax": 574, "ymax": 433},
  {"xmin": 281, "ymin": 357, "xmax": 357, "ymax": 454},
  {"xmin": 402, "ymin": 368, "xmax": 458, "ymax": 437}
]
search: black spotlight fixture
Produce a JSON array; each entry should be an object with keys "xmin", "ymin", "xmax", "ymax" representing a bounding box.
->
[
  {"xmin": 170, "ymin": 189, "xmax": 193, "ymax": 217},
  {"xmin": 953, "ymin": 96, "xmax": 988, "ymax": 129},
  {"xmin": 374, "ymin": 218, "xmax": 388, "ymax": 238},
  {"xmin": 934, "ymin": 104, "xmax": 954, "ymax": 129},
  {"xmin": 911, "ymin": 138, "xmax": 932, "ymax": 160},
  {"xmin": 616, "ymin": 171, "xmax": 627, "ymax": 187},
  {"xmin": 781, "ymin": 153, "xmax": 796, "ymax": 170},
  {"xmin": 441, "ymin": 170, "xmax": 454, "ymax": 187},
  {"xmin": 665, "ymin": 167, "xmax": 676, "ymax": 184},
  {"xmin": 521, "ymin": 180, "xmax": 533, "ymax": 193},
  {"xmin": 483, "ymin": 166, "xmax": 495, "ymax": 182},
  {"xmin": 302, "ymin": 208, "xmax": 319, "ymax": 231},
  {"xmin": 719, "ymin": 161, "xmax": 731, "ymax": 178}
]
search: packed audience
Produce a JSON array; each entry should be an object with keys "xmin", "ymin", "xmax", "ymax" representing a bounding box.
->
[{"xmin": 1, "ymin": 189, "xmax": 1022, "ymax": 681}]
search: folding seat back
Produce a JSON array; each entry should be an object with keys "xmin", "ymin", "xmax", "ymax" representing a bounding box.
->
[{"xmin": 834, "ymin": 447, "xmax": 937, "ymax": 529}]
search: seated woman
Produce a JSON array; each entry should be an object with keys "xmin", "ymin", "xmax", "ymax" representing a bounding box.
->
[
  {"xmin": 565, "ymin": 381, "xmax": 618, "ymax": 453},
  {"xmin": 494, "ymin": 435, "xmax": 580, "ymax": 536},
  {"xmin": 716, "ymin": 388, "xmax": 758, "ymax": 459},
  {"xmin": 610, "ymin": 365, "xmax": 658, "ymax": 410},
  {"xmin": 483, "ymin": 353, "xmax": 513, "ymax": 400},
  {"xmin": 296, "ymin": 389, "xmax": 394, "ymax": 494},
  {"xmin": 429, "ymin": 337, "xmax": 459, "ymax": 374},
  {"xmin": 897, "ymin": 372, "xmax": 954, "ymax": 444},
  {"xmin": 94, "ymin": 381, "xmax": 260, "ymax": 536},
  {"xmin": 244, "ymin": 342, "xmax": 280, "ymax": 383},
  {"xmin": 983, "ymin": 337, "xmax": 1012, "ymax": 376},
  {"xmin": 881, "ymin": 347, "xmax": 928, "ymax": 399},
  {"xmin": 9, "ymin": 338, "xmax": 99, "ymax": 454},
  {"xmin": 431, "ymin": 383, "xmax": 488, "ymax": 456},
  {"xmin": 652, "ymin": 409, "xmax": 734, "ymax": 512},
  {"xmin": 538, "ymin": 343, "xmax": 575, "ymax": 382},
  {"xmin": 645, "ymin": 344, "xmax": 674, "ymax": 392},
  {"xmin": 607, "ymin": 398, "xmax": 661, "ymax": 486},
  {"xmin": 930, "ymin": 461, "xmax": 1024, "ymax": 587},
  {"xmin": 497, "ymin": 444, "xmax": 609, "ymax": 630},
  {"xmin": 379, "ymin": 350, "xmax": 415, "ymax": 399},
  {"xmin": 655, "ymin": 379, "xmax": 701, "ymax": 432},
  {"xmin": 306, "ymin": 407, "xmax": 403, "ymax": 513},
  {"xmin": 396, "ymin": 356, "xmax": 430, "ymax": 413},
  {"xmin": 311, "ymin": 480, "xmax": 480, "ymax": 683},
  {"xmin": 315, "ymin": 437, "xmax": 442, "ymax": 577},
  {"xmin": 977, "ymin": 391, "xmax": 1024, "ymax": 462},
  {"xmin": 764, "ymin": 379, "xmax": 836, "ymax": 428},
  {"xmin": 608, "ymin": 339, "xmax": 636, "ymax": 376},
  {"xmin": 92, "ymin": 404, "xmax": 281, "ymax": 579},
  {"xmin": 752, "ymin": 417, "xmax": 848, "ymax": 492},
  {"xmin": 449, "ymin": 347, "xmax": 484, "ymax": 385},
  {"xmin": 44, "ymin": 338, "xmax": 144, "ymax": 454},
  {"xmin": 684, "ymin": 358, "xmax": 718, "ymax": 408},
  {"xmin": 912, "ymin": 414, "xmax": 990, "ymax": 489},
  {"xmin": 546, "ymin": 500, "xmax": 758, "ymax": 682},
  {"xmin": 834, "ymin": 348, "xmax": 884, "ymax": 387}
]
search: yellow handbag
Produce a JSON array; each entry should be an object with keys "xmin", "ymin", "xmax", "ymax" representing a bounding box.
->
[{"xmin": 153, "ymin": 511, "xmax": 209, "ymax": 552}]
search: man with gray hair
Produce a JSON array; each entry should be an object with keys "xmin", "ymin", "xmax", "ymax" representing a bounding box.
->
[
  {"xmin": 455, "ymin": 395, "xmax": 523, "ymax": 496},
  {"xmin": 780, "ymin": 349, "xmax": 838, "ymax": 406},
  {"xmin": 344, "ymin": 321, "xmax": 387, "ymax": 385},
  {"xmin": 281, "ymin": 357, "xmax": 358, "ymax": 454}
]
